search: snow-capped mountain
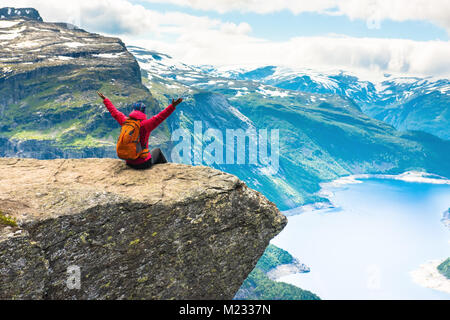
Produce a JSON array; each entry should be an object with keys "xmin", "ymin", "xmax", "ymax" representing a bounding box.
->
[
  {"xmin": 0, "ymin": 6, "xmax": 448, "ymax": 212},
  {"xmin": 364, "ymin": 77, "xmax": 450, "ymax": 140},
  {"xmin": 128, "ymin": 46, "xmax": 449, "ymax": 140},
  {"xmin": 128, "ymin": 45, "xmax": 450, "ymax": 211},
  {"xmin": 0, "ymin": 7, "xmax": 42, "ymax": 21},
  {"xmin": 205, "ymin": 64, "xmax": 449, "ymax": 107},
  {"xmin": 207, "ymin": 64, "xmax": 450, "ymax": 141}
]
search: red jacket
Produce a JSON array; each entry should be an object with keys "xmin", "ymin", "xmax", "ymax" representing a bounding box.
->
[{"xmin": 103, "ymin": 98, "xmax": 175, "ymax": 165}]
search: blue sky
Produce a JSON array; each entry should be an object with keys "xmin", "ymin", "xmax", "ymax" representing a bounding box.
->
[
  {"xmin": 4, "ymin": 0, "xmax": 450, "ymax": 78},
  {"xmin": 134, "ymin": 0, "xmax": 449, "ymax": 42}
]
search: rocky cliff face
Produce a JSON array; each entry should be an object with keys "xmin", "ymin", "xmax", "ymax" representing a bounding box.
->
[
  {"xmin": 0, "ymin": 136, "xmax": 116, "ymax": 159},
  {"xmin": 0, "ymin": 158, "xmax": 286, "ymax": 299},
  {"xmin": 0, "ymin": 7, "xmax": 42, "ymax": 21},
  {"xmin": 0, "ymin": 17, "xmax": 141, "ymax": 106},
  {"xmin": 0, "ymin": 8, "xmax": 164, "ymax": 159}
]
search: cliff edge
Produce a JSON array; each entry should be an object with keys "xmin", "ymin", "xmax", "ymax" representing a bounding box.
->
[{"xmin": 0, "ymin": 158, "xmax": 286, "ymax": 299}]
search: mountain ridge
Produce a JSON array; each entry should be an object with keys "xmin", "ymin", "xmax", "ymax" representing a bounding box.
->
[
  {"xmin": 0, "ymin": 13, "xmax": 163, "ymax": 159},
  {"xmin": 0, "ymin": 7, "xmax": 42, "ymax": 21},
  {"xmin": 200, "ymin": 64, "xmax": 450, "ymax": 140},
  {"xmin": 130, "ymin": 45, "xmax": 450, "ymax": 211}
]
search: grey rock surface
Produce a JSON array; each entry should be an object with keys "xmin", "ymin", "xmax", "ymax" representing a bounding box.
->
[
  {"xmin": 0, "ymin": 7, "xmax": 42, "ymax": 21},
  {"xmin": 0, "ymin": 158, "xmax": 286, "ymax": 299}
]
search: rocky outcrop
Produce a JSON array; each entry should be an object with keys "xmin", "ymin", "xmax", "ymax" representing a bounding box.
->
[
  {"xmin": 0, "ymin": 158, "xmax": 286, "ymax": 299},
  {"xmin": 0, "ymin": 14, "xmax": 146, "ymax": 106},
  {"xmin": 0, "ymin": 8, "xmax": 162, "ymax": 157},
  {"xmin": 0, "ymin": 7, "xmax": 42, "ymax": 21}
]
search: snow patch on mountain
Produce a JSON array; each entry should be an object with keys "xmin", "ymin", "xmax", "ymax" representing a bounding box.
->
[
  {"xmin": 257, "ymin": 86, "xmax": 290, "ymax": 97},
  {"xmin": 128, "ymin": 44, "xmax": 449, "ymax": 140},
  {"xmin": 0, "ymin": 20, "xmax": 20, "ymax": 28}
]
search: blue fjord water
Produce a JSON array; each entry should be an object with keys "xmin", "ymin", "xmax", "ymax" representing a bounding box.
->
[{"xmin": 272, "ymin": 177, "xmax": 450, "ymax": 299}]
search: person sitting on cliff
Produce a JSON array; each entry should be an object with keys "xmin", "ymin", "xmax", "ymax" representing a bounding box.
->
[{"xmin": 97, "ymin": 91, "xmax": 182, "ymax": 169}]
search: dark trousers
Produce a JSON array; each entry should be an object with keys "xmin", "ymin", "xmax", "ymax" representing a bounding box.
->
[{"xmin": 127, "ymin": 148, "xmax": 167, "ymax": 170}]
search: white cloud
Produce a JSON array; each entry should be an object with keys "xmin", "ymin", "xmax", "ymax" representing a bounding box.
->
[
  {"xmin": 0, "ymin": 0, "xmax": 233, "ymax": 36},
  {"xmin": 143, "ymin": 0, "xmax": 450, "ymax": 34},
  {"xmin": 2, "ymin": 0, "xmax": 449, "ymax": 78},
  {"xmin": 143, "ymin": 0, "xmax": 337, "ymax": 14},
  {"xmin": 125, "ymin": 33, "xmax": 450, "ymax": 79},
  {"xmin": 220, "ymin": 22, "xmax": 252, "ymax": 35}
]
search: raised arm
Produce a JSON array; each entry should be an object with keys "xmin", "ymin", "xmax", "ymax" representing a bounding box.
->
[
  {"xmin": 98, "ymin": 91, "xmax": 127, "ymax": 125},
  {"xmin": 143, "ymin": 98, "xmax": 182, "ymax": 131}
]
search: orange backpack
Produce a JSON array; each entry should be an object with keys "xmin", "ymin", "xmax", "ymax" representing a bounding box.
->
[{"xmin": 116, "ymin": 118, "xmax": 149, "ymax": 160}]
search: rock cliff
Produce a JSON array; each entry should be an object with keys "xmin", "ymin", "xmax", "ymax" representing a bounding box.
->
[
  {"xmin": 0, "ymin": 158, "xmax": 286, "ymax": 299},
  {"xmin": 0, "ymin": 8, "xmax": 163, "ymax": 159},
  {"xmin": 0, "ymin": 7, "xmax": 42, "ymax": 21}
]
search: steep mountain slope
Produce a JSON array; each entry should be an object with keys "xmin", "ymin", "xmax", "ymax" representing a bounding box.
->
[
  {"xmin": 129, "ymin": 46, "xmax": 317, "ymax": 209},
  {"xmin": 0, "ymin": 14, "xmax": 164, "ymax": 159},
  {"xmin": 129, "ymin": 46, "xmax": 450, "ymax": 211},
  {"xmin": 364, "ymin": 78, "xmax": 450, "ymax": 140},
  {"xmin": 209, "ymin": 65, "xmax": 450, "ymax": 140},
  {"xmin": 235, "ymin": 244, "xmax": 318, "ymax": 300}
]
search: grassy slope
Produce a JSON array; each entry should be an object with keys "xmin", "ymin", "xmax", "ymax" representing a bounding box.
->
[
  {"xmin": 142, "ymin": 66, "xmax": 450, "ymax": 210},
  {"xmin": 236, "ymin": 244, "xmax": 319, "ymax": 300},
  {"xmin": 1, "ymin": 72, "xmax": 162, "ymax": 150},
  {"xmin": 228, "ymin": 92, "xmax": 450, "ymax": 208},
  {"xmin": 0, "ymin": 21, "xmax": 169, "ymax": 154},
  {"xmin": 365, "ymin": 91, "xmax": 450, "ymax": 141},
  {"xmin": 255, "ymin": 244, "xmax": 295, "ymax": 273}
]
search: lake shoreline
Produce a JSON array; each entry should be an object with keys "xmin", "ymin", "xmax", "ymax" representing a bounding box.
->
[
  {"xmin": 287, "ymin": 171, "xmax": 450, "ymax": 217},
  {"xmin": 410, "ymin": 260, "xmax": 450, "ymax": 294},
  {"xmin": 321, "ymin": 171, "xmax": 450, "ymax": 189},
  {"xmin": 275, "ymin": 171, "xmax": 450, "ymax": 299},
  {"xmin": 286, "ymin": 172, "xmax": 450, "ymax": 218}
]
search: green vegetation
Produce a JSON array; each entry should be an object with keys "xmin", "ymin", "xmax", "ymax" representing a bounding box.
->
[
  {"xmin": 0, "ymin": 70, "xmax": 174, "ymax": 155},
  {"xmin": 0, "ymin": 36, "xmax": 163, "ymax": 153},
  {"xmin": 437, "ymin": 258, "xmax": 450, "ymax": 279},
  {"xmin": 5, "ymin": 40, "xmax": 450, "ymax": 211},
  {"xmin": 240, "ymin": 269, "xmax": 319, "ymax": 300},
  {"xmin": 225, "ymin": 92, "xmax": 450, "ymax": 209},
  {"xmin": 129, "ymin": 239, "xmax": 140, "ymax": 246},
  {"xmin": 365, "ymin": 91, "xmax": 450, "ymax": 140},
  {"xmin": 0, "ymin": 211, "xmax": 18, "ymax": 227},
  {"xmin": 236, "ymin": 244, "xmax": 319, "ymax": 300},
  {"xmin": 254, "ymin": 244, "xmax": 295, "ymax": 273},
  {"xmin": 145, "ymin": 73, "xmax": 450, "ymax": 211}
]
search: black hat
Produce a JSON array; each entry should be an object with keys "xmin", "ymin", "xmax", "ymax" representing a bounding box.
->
[{"xmin": 132, "ymin": 102, "xmax": 146, "ymax": 113}]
